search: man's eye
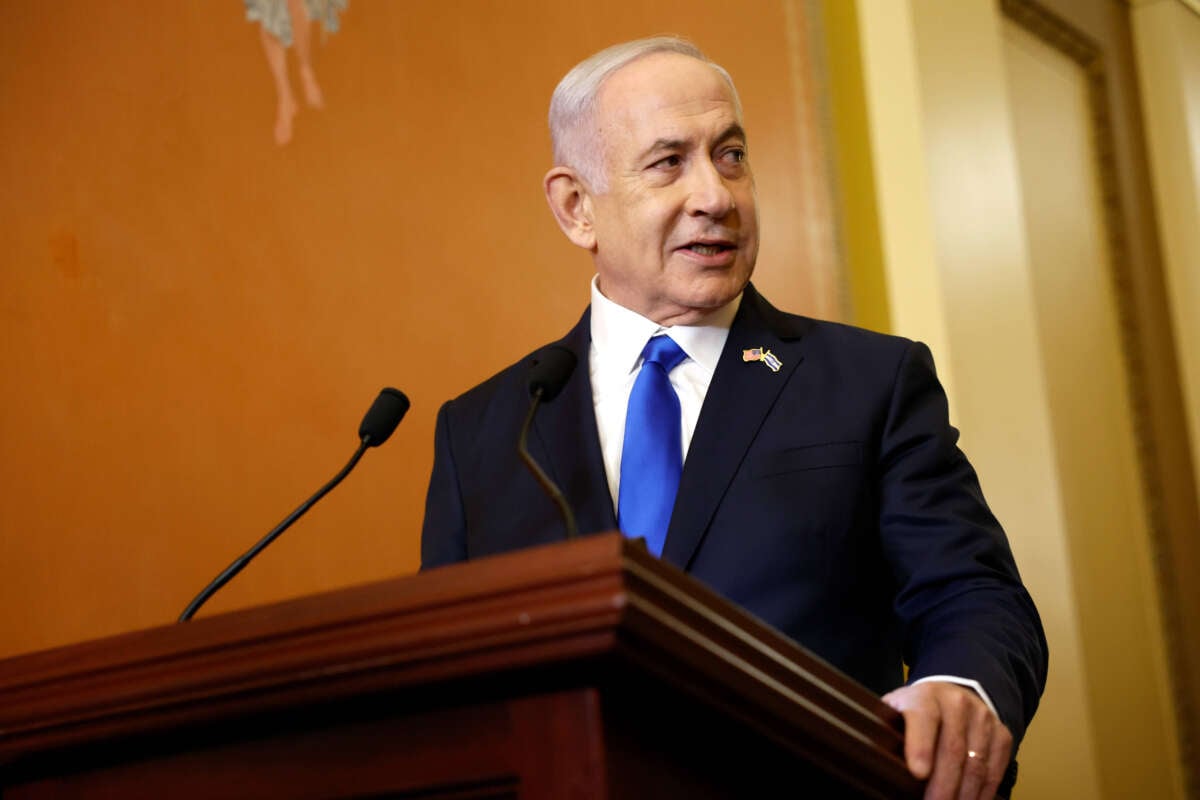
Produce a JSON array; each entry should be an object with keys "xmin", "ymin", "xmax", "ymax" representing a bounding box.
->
[
  {"xmin": 723, "ymin": 147, "xmax": 746, "ymax": 164},
  {"xmin": 651, "ymin": 154, "xmax": 682, "ymax": 169}
]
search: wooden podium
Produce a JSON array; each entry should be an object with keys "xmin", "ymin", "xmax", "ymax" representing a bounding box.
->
[{"xmin": 0, "ymin": 533, "xmax": 922, "ymax": 799}]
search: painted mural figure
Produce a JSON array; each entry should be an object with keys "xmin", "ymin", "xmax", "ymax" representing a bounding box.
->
[{"xmin": 245, "ymin": 0, "xmax": 348, "ymax": 145}]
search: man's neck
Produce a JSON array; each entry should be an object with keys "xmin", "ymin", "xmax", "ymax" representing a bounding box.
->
[{"xmin": 590, "ymin": 276, "xmax": 742, "ymax": 332}]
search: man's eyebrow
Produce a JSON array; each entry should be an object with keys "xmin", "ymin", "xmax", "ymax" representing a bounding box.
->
[
  {"xmin": 716, "ymin": 123, "xmax": 747, "ymax": 145},
  {"xmin": 639, "ymin": 137, "xmax": 687, "ymax": 159},
  {"xmin": 637, "ymin": 124, "xmax": 748, "ymax": 161}
]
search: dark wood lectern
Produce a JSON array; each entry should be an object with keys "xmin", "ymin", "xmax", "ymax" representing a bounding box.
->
[{"xmin": 0, "ymin": 533, "xmax": 922, "ymax": 798}]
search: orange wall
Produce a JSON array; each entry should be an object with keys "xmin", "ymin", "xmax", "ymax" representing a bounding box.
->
[{"xmin": 0, "ymin": 2, "xmax": 832, "ymax": 658}]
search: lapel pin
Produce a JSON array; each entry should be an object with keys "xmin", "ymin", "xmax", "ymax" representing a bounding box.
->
[{"xmin": 742, "ymin": 347, "xmax": 782, "ymax": 373}]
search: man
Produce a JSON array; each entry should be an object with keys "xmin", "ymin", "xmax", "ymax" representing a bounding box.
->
[{"xmin": 422, "ymin": 37, "xmax": 1046, "ymax": 800}]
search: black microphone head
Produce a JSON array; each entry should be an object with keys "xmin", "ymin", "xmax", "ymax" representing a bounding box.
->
[
  {"xmin": 359, "ymin": 388, "xmax": 410, "ymax": 447},
  {"xmin": 527, "ymin": 345, "xmax": 577, "ymax": 402}
]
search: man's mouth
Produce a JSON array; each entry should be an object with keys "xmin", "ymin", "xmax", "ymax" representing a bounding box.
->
[{"xmin": 683, "ymin": 242, "xmax": 735, "ymax": 256}]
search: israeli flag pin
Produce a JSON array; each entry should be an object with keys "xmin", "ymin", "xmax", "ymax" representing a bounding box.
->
[{"xmin": 742, "ymin": 347, "xmax": 782, "ymax": 373}]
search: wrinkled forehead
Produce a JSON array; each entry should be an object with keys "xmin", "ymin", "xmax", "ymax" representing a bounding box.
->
[{"xmin": 593, "ymin": 52, "xmax": 743, "ymax": 129}]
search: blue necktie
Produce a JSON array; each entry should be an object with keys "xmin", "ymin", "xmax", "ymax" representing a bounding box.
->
[{"xmin": 618, "ymin": 335, "xmax": 688, "ymax": 556}]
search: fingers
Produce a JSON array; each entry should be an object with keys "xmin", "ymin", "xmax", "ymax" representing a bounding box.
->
[
  {"xmin": 882, "ymin": 682, "xmax": 1014, "ymax": 800},
  {"xmin": 882, "ymin": 686, "xmax": 938, "ymax": 780},
  {"xmin": 957, "ymin": 714, "xmax": 1011, "ymax": 800},
  {"xmin": 924, "ymin": 687, "xmax": 969, "ymax": 798},
  {"xmin": 982, "ymin": 725, "xmax": 1013, "ymax": 798},
  {"xmin": 943, "ymin": 691, "xmax": 992, "ymax": 800}
]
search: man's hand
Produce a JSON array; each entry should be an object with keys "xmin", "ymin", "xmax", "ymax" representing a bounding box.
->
[{"xmin": 882, "ymin": 682, "xmax": 1012, "ymax": 800}]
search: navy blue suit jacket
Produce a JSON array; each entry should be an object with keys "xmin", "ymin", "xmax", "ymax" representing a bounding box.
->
[{"xmin": 422, "ymin": 284, "xmax": 1046, "ymax": 748}]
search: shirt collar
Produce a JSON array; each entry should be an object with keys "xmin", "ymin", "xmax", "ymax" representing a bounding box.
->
[{"xmin": 589, "ymin": 275, "xmax": 741, "ymax": 377}]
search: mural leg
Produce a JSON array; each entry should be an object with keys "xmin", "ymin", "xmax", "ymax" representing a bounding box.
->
[
  {"xmin": 289, "ymin": 0, "xmax": 325, "ymax": 109},
  {"xmin": 257, "ymin": 24, "xmax": 298, "ymax": 146}
]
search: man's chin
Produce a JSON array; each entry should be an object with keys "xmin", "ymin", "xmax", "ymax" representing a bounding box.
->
[
  {"xmin": 659, "ymin": 279, "xmax": 748, "ymax": 324},
  {"xmin": 684, "ymin": 269, "xmax": 751, "ymax": 305}
]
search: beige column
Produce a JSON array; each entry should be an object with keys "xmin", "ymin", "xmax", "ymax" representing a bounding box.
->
[
  {"xmin": 1130, "ymin": 0, "xmax": 1200, "ymax": 503},
  {"xmin": 848, "ymin": 0, "xmax": 957, "ymax": 415}
]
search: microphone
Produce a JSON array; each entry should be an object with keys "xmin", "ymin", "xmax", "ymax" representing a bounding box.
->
[
  {"xmin": 178, "ymin": 388, "xmax": 411, "ymax": 622},
  {"xmin": 518, "ymin": 345, "xmax": 579, "ymax": 540},
  {"xmin": 359, "ymin": 387, "xmax": 410, "ymax": 446}
]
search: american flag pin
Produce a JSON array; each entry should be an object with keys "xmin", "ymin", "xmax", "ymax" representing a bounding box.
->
[{"xmin": 742, "ymin": 347, "xmax": 782, "ymax": 373}]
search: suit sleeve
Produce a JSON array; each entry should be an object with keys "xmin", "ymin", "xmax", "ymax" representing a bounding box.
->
[
  {"xmin": 878, "ymin": 341, "xmax": 1048, "ymax": 746},
  {"xmin": 420, "ymin": 401, "xmax": 469, "ymax": 569}
]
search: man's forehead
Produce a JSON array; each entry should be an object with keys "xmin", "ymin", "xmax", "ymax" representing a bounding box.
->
[{"xmin": 596, "ymin": 52, "xmax": 739, "ymax": 120}]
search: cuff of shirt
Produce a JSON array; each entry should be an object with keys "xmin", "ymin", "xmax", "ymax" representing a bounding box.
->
[{"xmin": 911, "ymin": 675, "xmax": 1000, "ymax": 720}]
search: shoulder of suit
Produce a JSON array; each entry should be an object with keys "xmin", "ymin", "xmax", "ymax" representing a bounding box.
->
[
  {"xmin": 800, "ymin": 316, "xmax": 916, "ymax": 352},
  {"xmin": 746, "ymin": 285, "xmax": 917, "ymax": 355}
]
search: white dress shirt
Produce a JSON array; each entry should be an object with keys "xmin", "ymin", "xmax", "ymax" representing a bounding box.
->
[{"xmin": 588, "ymin": 276, "xmax": 740, "ymax": 510}]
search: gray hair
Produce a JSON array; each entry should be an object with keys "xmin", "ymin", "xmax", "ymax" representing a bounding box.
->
[{"xmin": 548, "ymin": 36, "xmax": 742, "ymax": 191}]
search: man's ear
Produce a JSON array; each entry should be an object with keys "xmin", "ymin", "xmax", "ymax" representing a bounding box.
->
[{"xmin": 543, "ymin": 166, "xmax": 597, "ymax": 251}]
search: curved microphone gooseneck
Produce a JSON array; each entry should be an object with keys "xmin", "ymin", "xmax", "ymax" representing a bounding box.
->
[
  {"xmin": 178, "ymin": 388, "xmax": 410, "ymax": 623},
  {"xmin": 517, "ymin": 345, "xmax": 579, "ymax": 540}
]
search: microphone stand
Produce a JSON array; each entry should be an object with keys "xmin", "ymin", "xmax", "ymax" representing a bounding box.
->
[
  {"xmin": 178, "ymin": 436, "xmax": 371, "ymax": 622},
  {"xmin": 517, "ymin": 388, "xmax": 578, "ymax": 540}
]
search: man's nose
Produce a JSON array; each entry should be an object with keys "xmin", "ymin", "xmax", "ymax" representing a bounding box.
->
[{"xmin": 685, "ymin": 160, "xmax": 736, "ymax": 218}]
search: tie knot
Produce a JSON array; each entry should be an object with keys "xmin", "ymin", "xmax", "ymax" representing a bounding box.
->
[{"xmin": 640, "ymin": 335, "xmax": 687, "ymax": 373}]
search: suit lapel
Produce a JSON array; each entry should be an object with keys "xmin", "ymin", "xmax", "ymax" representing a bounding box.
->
[
  {"xmin": 662, "ymin": 285, "xmax": 811, "ymax": 569},
  {"xmin": 530, "ymin": 308, "xmax": 618, "ymax": 536}
]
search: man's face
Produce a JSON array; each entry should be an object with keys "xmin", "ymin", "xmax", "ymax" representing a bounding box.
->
[{"xmin": 587, "ymin": 53, "xmax": 758, "ymax": 325}]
